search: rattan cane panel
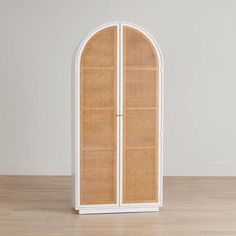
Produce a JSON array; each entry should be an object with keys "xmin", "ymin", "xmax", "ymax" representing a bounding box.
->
[
  {"xmin": 82, "ymin": 110, "xmax": 115, "ymax": 149},
  {"xmin": 123, "ymin": 27, "xmax": 158, "ymax": 67},
  {"xmin": 123, "ymin": 149, "xmax": 157, "ymax": 203},
  {"xmin": 126, "ymin": 70, "xmax": 157, "ymax": 107},
  {"xmin": 82, "ymin": 27, "xmax": 116, "ymax": 67},
  {"xmin": 123, "ymin": 26, "xmax": 159, "ymax": 203},
  {"xmin": 83, "ymin": 69, "xmax": 115, "ymax": 108},
  {"xmin": 80, "ymin": 26, "xmax": 117, "ymax": 205},
  {"xmin": 80, "ymin": 150, "xmax": 116, "ymax": 204},
  {"xmin": 125, "ymin": 110, "xmax": 157, "ymax": 148}
]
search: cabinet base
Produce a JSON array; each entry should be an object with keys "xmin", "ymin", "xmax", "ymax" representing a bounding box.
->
[{"xmin": 78, "ymin": 207, "xmax": 159, "ymax": 215}]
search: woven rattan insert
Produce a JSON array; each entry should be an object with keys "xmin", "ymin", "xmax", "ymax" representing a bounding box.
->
[
  {"xmin": 80, "ymin": 27, "xmax": 117, "ymax": 205},
  {"xmin": 123, "ymin": 26, "xmax": 159, "ymax": 203}
]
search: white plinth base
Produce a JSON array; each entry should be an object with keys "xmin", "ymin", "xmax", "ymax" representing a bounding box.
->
[{"xmin": 78, "ymin": 207, "xmax": 159, "ymax": 215}]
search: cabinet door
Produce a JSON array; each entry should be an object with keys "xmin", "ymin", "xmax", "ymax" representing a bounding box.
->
[
  {"xmin": 123, "ymin": 26, "xmax": 159, "ymax": 203},
  {"xmin": 80, "ymin": 27, "xmax": 117, "ymax": 205}
]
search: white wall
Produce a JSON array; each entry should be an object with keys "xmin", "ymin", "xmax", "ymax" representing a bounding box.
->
[{"xmin": 0, "ymin": 0, "xmax": 236, "ymax": 175}]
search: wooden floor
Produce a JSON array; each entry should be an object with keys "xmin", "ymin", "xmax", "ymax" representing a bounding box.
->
[{"xmin": 0, "ymin": 177, "xmax": 236, "ymax": 236}]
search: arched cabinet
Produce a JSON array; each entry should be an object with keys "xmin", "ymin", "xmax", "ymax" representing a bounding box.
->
[{"xmin": 72, "ymin": 22, "xmax": 163, "ymax": 214}]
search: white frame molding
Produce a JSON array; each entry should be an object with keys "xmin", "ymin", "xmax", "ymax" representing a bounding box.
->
[{"xmin": 72, "ymin": 21, "xmax": 164, "ymax": 214}]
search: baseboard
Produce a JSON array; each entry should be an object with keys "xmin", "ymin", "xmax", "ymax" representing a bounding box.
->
[
  {"xmin": 0, "ymin": 161, "xmax": 71, "ymax": 175},
  {"xmin": 165, "ymin": 163, "xmax": 236, "ymax": 176},
  {"xmin": 1, "ymin": 162, "xmax": 236, "ymax": 176}
]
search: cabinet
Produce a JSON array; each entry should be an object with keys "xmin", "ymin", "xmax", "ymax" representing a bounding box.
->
[{"xmin": 72, "ymin": 22, "xmax": 163, "ymax": 214}]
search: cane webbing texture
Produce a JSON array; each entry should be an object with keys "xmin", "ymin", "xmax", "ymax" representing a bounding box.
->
[
  {"xmin": 83, "ymin": 70, "xmax": 115, "ymax": 108},
  {"xmin": 123, "ymin": 26, "xmax": 159, "ymax": 203},
  {"xmin": 80, "ymin": 27, "xmax": 117, "ymax": 205},
  {"xmin": 124, "ymin": 27, "xmax": 157, "ymax": 67},
  {"xmin": 126, "ymin": 70, "xmax": 157, "ymax": 107},
  {"xmin": 80, "ymin": 150, "xmax": 115, "ymax": 204},
  {"xmin": 125, "ymin": 110, "xmax": 157, "ymax": 148},
  {"xmin": 124, "ymin": 149, "xmax": 157, "ymax": 203}
]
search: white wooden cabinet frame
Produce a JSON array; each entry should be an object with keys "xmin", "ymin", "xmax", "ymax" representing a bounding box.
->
[{"xmin": 72, "ymin": 21, "xmax": 164, "ymax": 214}]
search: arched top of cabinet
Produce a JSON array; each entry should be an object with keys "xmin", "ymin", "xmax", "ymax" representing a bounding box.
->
[
  {"xmin": 74, "ymin": 22, "xmax": 163, "ymax": 74},
  {"xmin": 123, "ymin": 26, "xmax": 158, "ymax": 68},
  {"xmin": 81, "ymin": 27, "xmax": 117, "ymax": 68}
]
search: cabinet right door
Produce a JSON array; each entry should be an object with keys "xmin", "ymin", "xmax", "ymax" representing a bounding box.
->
[{"xmin": 123, "ymin": 26, "xmax": 159, "ymax": 204}]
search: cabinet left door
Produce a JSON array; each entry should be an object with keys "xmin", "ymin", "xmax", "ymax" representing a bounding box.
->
[{"xmin": 80, "ymin": 26, "xmax": 118, "ymax": 205}]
